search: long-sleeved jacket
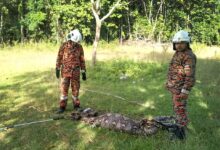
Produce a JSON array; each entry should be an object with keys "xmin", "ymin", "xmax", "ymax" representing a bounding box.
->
[
  {"xmin": 166, "ymin": 48, "xmax": 196, "ymax": 94},
  {"xmin": 56, "ymin": 41, "xmax": 86, "ymax": 77}
]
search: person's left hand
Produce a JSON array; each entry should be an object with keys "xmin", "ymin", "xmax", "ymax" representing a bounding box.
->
[
  {"xmin": 56, "ymin": 68, "xmax": 60, "ymax": 79},
  {"xmin": 82, "ymin": 72, "xmax": 86, "ymax": 81}
]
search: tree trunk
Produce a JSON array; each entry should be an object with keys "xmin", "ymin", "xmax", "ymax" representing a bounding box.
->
[
  {"xmin": 176, "ymin": 22, "xmax": 179, "ymax": 31},
  {"xmin": 0, "ymin": 12, "xmax": 3, "ymax": 43},
  {"xmin": 92, "ymin": 20, "xmax": 101, "ymax": 66},
  {"xmin": 163, "ymin": 1, "xmax": 167, "ymax": 25},
  {"xmin": 150, "ymin": 0, "xmax": 164, "ymax": 40},
  {"xmin": 107, "ymin": 27, "xmax": 109, "ymax": 43},
  {"xmin": 20, "ymin": 0, "xmax": 24, "ymax": 44},
  {"xmin": 141, "ymin": 0, "xmax": 147, "ymax": 17},
  {"xmin": 149, "ymin": 0, "xmax": 153, "ymax": 24},
  {"xmin": 91, "ymin": 0, "xmax": 121, "ymax": 66},
  {"xmin": 20, "ymin": 23, "xmax": 24, "ymax": 44},
  {"xmin": 127, "ymin": 10, "xmax": 131, "ymax": 39},
  {"xmin": 120, "ymin": 25, "xmax": 123, "ymax": 45},
  {"xmin": 20, "ymin": 13, "xmax": 24, "ymax": 44}
]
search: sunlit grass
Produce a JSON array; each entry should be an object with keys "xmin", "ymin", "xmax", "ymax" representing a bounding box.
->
[{"xmin": 0, "ymin": 43, "xmax": 220, "ymax": 149}]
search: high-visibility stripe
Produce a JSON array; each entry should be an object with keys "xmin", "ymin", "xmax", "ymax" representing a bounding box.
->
[
  {"xmin": 181, "ymin": 89, "xmax": 190, "ymax": 94},
  {"xmin": 60, "ymin": 95, "xmax": 68, "ymax": 100},
  {"xmin": 72, "ymin": 95, "xmax": 78, "ymax": 100}
]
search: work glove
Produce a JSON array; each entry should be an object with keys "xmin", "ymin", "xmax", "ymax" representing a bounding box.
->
[
  {"xmin": 81, "ymin": 71, "xmax": 86, "ymax": 81},
  {"xmin": 56, "ymin": 68, "xmax": 60, "ymax": 79}
]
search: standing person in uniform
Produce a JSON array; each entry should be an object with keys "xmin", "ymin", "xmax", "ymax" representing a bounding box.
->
[
  {"xmin": 56, "ymin": 29, "xmax": 86, "ymax": 113},
  {"xmin": 166, "ymin": 30, "xmax": 197, "ymax": 140}
]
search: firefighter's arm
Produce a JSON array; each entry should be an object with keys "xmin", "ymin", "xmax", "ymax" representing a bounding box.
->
[
  {"xmin": 181, "ymin": 55, "xmax": 196, "ymax": 95},
  {"xmin": 79, "ymin": 46, "xmax": 86, "ymax": 72},
  {"xmin": 79, "ymin": 46, "xmax": 86, "ymax": 81},
  {"xmin": 56, "ymin": 43, "xmax": 65, "ymax": 69}
]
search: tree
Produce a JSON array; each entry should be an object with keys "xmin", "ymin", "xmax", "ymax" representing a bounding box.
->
[
  {"xmin": 18, "ymin": 0, "xmax": 25, "ymax": 43},
  {"xmin": 0, "ymin": 0, "xmax": 219, "ymax": 46},
  {"xmin": 0, "ymin": 6, "xmax": 8, "ymax": 43},
  {"xmin": 51, "ymin": 0, "xmax": 93, "ymax": 44},
  {"xmin": 91, "ymin": 0, "xmax": 121, "ymax": 66}
]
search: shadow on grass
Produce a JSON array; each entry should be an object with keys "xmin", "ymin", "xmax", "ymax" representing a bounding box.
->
[
  {"xmin": 188, "ymin": 58, "xmax": 220, "ymax": 148},
  {"xmin": 0, "ymin": 56, "xmax": 220, "ymax": 149}
]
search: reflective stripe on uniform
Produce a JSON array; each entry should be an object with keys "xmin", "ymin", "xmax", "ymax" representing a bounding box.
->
[
  {"xmin": 181, "ymin": 89, "xmax": 190, "ymax": 94},
  {"xmin": 60, "ymin": 95, "xmax": 68, "ymax": 100},
  {"xmin": 72, "ymin": 95, "xmax": 78, "ymax": 100}
]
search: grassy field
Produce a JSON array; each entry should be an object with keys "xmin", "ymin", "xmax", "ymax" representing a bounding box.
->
[{"xmin": 0, "ymin": 43, "xmax": 220, "ymax": 150}]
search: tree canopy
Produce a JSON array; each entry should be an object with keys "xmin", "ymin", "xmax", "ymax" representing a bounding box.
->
[{"xmin": 0, "ymin": 0, "xmax": 219, "ymax": 45}]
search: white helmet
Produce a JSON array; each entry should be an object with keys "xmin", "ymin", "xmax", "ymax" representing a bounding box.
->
[
  {"xmin": 66, "ymin": 29, "xmax": 82, "ymax": 43},
  {"xmin": 172, "ymin": 30, "xmax": 190, "ymax": 43}
]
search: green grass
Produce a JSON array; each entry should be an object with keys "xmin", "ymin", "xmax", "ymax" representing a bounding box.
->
[{"xmin": 0, "ymin": 44, "xmax": 220, "ymax": 150}]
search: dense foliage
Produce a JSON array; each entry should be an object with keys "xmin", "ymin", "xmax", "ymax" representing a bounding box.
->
[{"xmin": 0, "ymin": 0, "xmax": 219, "ymax": 45}]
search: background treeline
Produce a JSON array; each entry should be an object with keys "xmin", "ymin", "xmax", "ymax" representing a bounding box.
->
[{"xmin": 0, "ymin": 0, "xmax": 219, "ymax": 45}]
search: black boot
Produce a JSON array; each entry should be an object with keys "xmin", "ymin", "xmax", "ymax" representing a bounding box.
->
[
  {"xmin": 169, "ymin": 126, "xmax": 186, "ymax": 140},
  {"xmin": 57, "ymin": 99, "xmax": 67, "ymax": 114},
  {"xmin": 73, "ymin": 99, "xmax": 81, "ymax": 110},
  {"xmin": 73, "ymin": 105, "xmax": 80, "ymax": 110}
]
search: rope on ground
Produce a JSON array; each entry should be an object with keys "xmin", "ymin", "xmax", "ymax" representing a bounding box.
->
[
  {"xmin": 81, "ymin": 88, "xmax": 147, "ymax": 108},
  {"xmin": 0, "ymin": 115, "xmax": 67, "ymax": 132}
]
